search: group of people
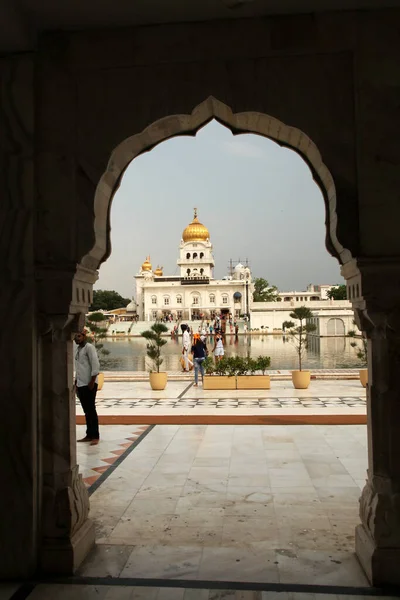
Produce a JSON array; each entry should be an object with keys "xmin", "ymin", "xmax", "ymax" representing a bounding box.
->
[{"xmin": 181, "ymin": 323, "xmax": 224, "ymax": 387}]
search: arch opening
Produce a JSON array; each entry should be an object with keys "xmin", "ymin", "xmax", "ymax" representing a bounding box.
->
[{"xmin": 80, "ymin": 96, "xmax": 352, "ymax": 274}]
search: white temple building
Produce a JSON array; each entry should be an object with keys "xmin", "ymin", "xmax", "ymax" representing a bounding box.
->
[{"xmin": 135, "ymin": 209, "xmax": 253, "ymax": 321}]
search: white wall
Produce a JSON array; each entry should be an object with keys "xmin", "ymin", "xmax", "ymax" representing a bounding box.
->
[{"xmin": 250, "ymin": 300, "xmax": 353, "ymax": 332}]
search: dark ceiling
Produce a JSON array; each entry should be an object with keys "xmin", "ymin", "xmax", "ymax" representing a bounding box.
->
[{"xmin": 1, "ymin": 0, "xmax": 400, "ymax": 53}]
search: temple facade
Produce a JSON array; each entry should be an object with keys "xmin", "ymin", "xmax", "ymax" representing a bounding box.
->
[{"xmin": 135, "ymin": 209, "xmax": 253, "ymax": 321}]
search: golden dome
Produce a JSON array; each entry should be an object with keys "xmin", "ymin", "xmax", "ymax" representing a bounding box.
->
[
  {"xmin": 182, "ymin": 208, "xmax": 210, "ymax": 243},
  {"xmin": 154, "ymin": 266, "xmax": 163, "ymax": 276},
  {"xmin": 141, "ymin": 256, "xmax": 152, "ymax": 271}
]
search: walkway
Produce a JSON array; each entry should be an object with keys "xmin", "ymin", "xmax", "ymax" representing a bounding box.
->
[
  {"xmin": 76, "ymin": 380, "xmax": 366, "ymax": 425},
  {"xmin": 78, "ymin": 424, "xmax": 368, "ymax": 586}
]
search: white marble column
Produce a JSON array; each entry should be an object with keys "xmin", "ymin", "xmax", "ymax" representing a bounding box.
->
[
  {"xmin": 343, "ymin": 259, "xmax": 400, "ymax": 585},
  {"xmin": 37, "ymin": 266, "xmax": 98, "ymax": 574}
]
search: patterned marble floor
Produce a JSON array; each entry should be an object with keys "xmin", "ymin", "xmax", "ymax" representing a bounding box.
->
[
  {"xmin": 77, "ymin": 424, "xmax": 151, "ymax": 488},
  {"xmin": 92, "ymin": 397, "xmax": 366, "ymax": 409},
  {"xmin": 76, "ymin": 381, "xmax": 366, "ymax": 419}
]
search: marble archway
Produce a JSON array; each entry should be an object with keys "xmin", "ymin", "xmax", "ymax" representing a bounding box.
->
[{"xmin": 80, "ymin": 96, "xmax": 352, "ymax": 274}]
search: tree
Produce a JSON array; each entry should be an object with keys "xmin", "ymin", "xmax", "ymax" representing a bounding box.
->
[
  {"xmin": 86, "ymin": 312, "xmax": 110, "ymax": 362},
  {"xmin": 90, "ymin": 289, "xmax": 130, "ymax": 311},
  {"xmin": 141, "ymin": 323, "xmax": 169, "ymax": 372},
  {"xmin": 252, "ymin": 278, "xmax": 278, "ymax": 302},
  {"xmin": 326, "ymin": 284, "xmax": 347, "ymax": 300},
  {"xmin": 282, "ymin": 306, "xmax": 317, "ymax": 371}
]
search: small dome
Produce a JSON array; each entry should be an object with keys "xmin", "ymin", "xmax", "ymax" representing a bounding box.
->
[
  {"xmin": 141, "ymin": 256, "xmax": 152, "ymax": 271},
  {"xmin": 126, "ymin": 299, "xmax": 137, "ymax": 312},
  {"xmin": 182, "ymin": 208, "xmax": 210, "ymax": 242},
  {"xmin": 235, "ymin": 263, "xmax": 244, "ymax": 271},
  {"xmin": 154, "ymin": 266, "xmax": 163, "ymax": 276},
  {"xmin": 233, "ymin": 292, "xmax": 242, "ymax": 299}
]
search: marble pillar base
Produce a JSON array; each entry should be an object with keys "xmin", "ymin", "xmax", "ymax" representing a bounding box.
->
[
  {"xmin": 356, "ymin": 523, "xmax": 400, "ymax": 586},
  {"xmin": 40, "ymin": 518, "xmax": 95, "ymax": 575}
]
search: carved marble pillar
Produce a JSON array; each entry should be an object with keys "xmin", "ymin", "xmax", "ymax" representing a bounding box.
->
[
  {"xmin": 38, "ymin": 265, "xmax": 98, "ymax": 573},
  {"xmin": 343, "ymin": 259, "xmax": 400, "ymax": 586},
  {"xmin": 0, "ymin": 56, "xmax": 38, "ymax": 578}
]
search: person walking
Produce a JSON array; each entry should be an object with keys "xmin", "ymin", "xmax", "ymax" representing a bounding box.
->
[
  {"xmin": 213, "ymin": 330, "xmax": 225, "ymax": 362},
  {"xmin": 191, "ymin": 333, "xmax": 207, "ymax": 387},
  {"xmin": 182, "ymin": 324, "xmax": 193, "ymax": 372},
  {"xmin": 74, "ymin": 329, "xmax": 100, "ymax": 445}
]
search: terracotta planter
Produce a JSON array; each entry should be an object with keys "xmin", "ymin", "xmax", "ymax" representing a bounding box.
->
[
  {"xmin": 236, "ymin": 375, "xmax": 271, "ymax": 390},
  {"xmin": 97, "ymin": 373, "xmax": 105, "ymax": 391},
  {"xmin": 203, "ymin": 376, "xmax": 236, "ymax": 390},
  {"xmin": 359, "ymin": 369, "xmax": 368, "ymax": 388},
  {"xmin": 291, "ymin": 370, "xmax": 311, "ymax": 389},
  {"xmin": 149, "ymin": 371, "xmax": 168, "ymax": 390}
]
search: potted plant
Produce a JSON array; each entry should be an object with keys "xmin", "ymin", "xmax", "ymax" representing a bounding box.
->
[
  {"xmin": 141, "ymin": 322, "xmax": 169, "ymax": 390},
  {"xmin": 348, "ymin": 323, "xmax": 368, "ymax": 387},
  {"xmin": 203, "ymin": 356, "xmax": 236, "ymax": 390},
  {"xmin": 86, "ymin": 311, "xmax": 110, "ymax": 390},
  {"xmin": 236, "ymin": 356, "xmax": 271, "ymax": 389},
  {"xmin": 283, "ymin": 306, "xmax": 316, "ymax": 389}
]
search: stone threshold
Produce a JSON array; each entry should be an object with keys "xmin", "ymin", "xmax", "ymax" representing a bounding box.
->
[{"xmin": 77, "ymin": 414, "xmax": 367, "ymax": 425}]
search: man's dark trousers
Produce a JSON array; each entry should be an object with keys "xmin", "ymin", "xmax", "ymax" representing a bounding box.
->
[{"xmin": 77, "ymin": 383, "xmax": 99, "ymax": 439}]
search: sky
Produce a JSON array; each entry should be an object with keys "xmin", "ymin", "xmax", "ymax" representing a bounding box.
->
[{"xmin": 96, "ymin": 120, "xmax": 344, "ymax": 299}]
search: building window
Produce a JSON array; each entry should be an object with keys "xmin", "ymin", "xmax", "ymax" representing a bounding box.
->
[
  {"xmin": 222, "ymin": 295, "xmax": 228, "ymax": 304},
  {"xmin": 193, "ymin": 296, "xmax": 199, "ymax": 305},
  {"xmin": 209, "ymin": 294, "xmax": 215, "ymax": 303},
  {"xmin": 177, "ymin": 311, "xmax": 182, "ymax": 319},
  {"xmin": 186, "ymin": 253, "xmax": 190, "ymax": 259},
  {"xmin": 151, "ymin": 296, "xmax": 157, "ymax": 305},
  {"xmin": 152, "ymin": 311, "xmax": 157, "ymax": 319},
  {"xmin": 193, "ymin": 252, "xmax": 198, "ymax": 259},
  {"xmin": 187, "ymin": 268, "xmax": 191, "ymax": 275},
  {"xmin": 200, "ymin": 252, "xmax": 204, "ymax": 259},
  {"xmin": 164, "ymin": 296, "xmax": 170, "ymax": 306},
  {"xmin": 176, "ymin": 295, "xmax": 182, "ymax": 304},
  {"xmin": 200, "ymin": 268, "xmax": 204, "ymax": 275}
]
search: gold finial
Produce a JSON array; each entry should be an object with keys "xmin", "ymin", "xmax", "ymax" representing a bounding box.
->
[{"xmin": 194, "ymin": 207, "xmax": 197, "ymax": 219}]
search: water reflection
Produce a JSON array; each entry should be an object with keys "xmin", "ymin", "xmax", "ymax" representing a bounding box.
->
[{"xmin": 101, "ymin": 335, "xmax": 360, "ymax": 371}]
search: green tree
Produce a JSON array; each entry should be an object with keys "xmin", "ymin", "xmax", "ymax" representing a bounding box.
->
[
  {"xmin": 86, "ymin": 312, "xmax": 110, "ymax": 363},
  {"xmin": 252, "ymin": 278, "xmax": 278, "ymax": 302},
  {"xmin": 141, "ymin": 323, "xmax": 169, "ymax": 372},
  {"xmin": 283, "ymin": 306, "xmax": 317, "ymax": 371},
  {"xmin": 326, "ymin": 284, "xmax": 347, "ymax": 300},
  {"xmin": 90, "ymin": 289, "xmax": 130, "ymax": 311}
]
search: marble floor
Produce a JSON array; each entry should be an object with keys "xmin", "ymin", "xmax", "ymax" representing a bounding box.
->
[
  {"xmin": 76, "ymin": 381, "xmax": 366, "ymax": 420},
  {"xmin": 79, "ymin": 423, "xmax": 369, "ymax": 587},
  {"xmin": 77, "ymin": 424, "xmax": 151, "ymax": 488}
]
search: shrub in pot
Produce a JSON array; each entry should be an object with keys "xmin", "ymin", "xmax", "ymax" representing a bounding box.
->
[
  {"xmin": 348, "ymin": 323, "xmax": 368, "ymax": 387},
  {"xmin": 236, "ymin": 356, "xmax": 271, "ymax": 389},
  {"xmin": 141, "ymin": 322, "xmax": 169, "ymax": 390},
  {"xmin": 283, "ymin": 306, "xmax": 316, "ymax": 389},
  {"xmin": 203, "ymin": 356, "xmax": 236, "ymax": 390}
]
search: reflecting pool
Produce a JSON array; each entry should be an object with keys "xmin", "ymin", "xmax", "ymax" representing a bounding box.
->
[{"xmin": 101, "ymin": 335, "xmax": 361, "ymax": 371}]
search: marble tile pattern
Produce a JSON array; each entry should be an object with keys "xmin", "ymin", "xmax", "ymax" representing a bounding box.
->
[
  {"xmin": 77, "ymin": 424, "xmax": 151, "ymax": 488},
  {"xmin": 76, "ymin": 381, "xmax": 366, "ymax": 416},
  {"xmin": 83, "ymin": 424, "xmax": 369, "ymax": 586}
]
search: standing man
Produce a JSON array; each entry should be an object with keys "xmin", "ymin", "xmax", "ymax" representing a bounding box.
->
[{"xmin": 74, "ymin": 329, "xmax": 100, "ymax": 445}]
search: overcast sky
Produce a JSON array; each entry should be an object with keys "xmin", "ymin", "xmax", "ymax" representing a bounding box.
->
[{"xmin": 96, "ymin": 120, "xmax": 344, "ymax": 299}]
